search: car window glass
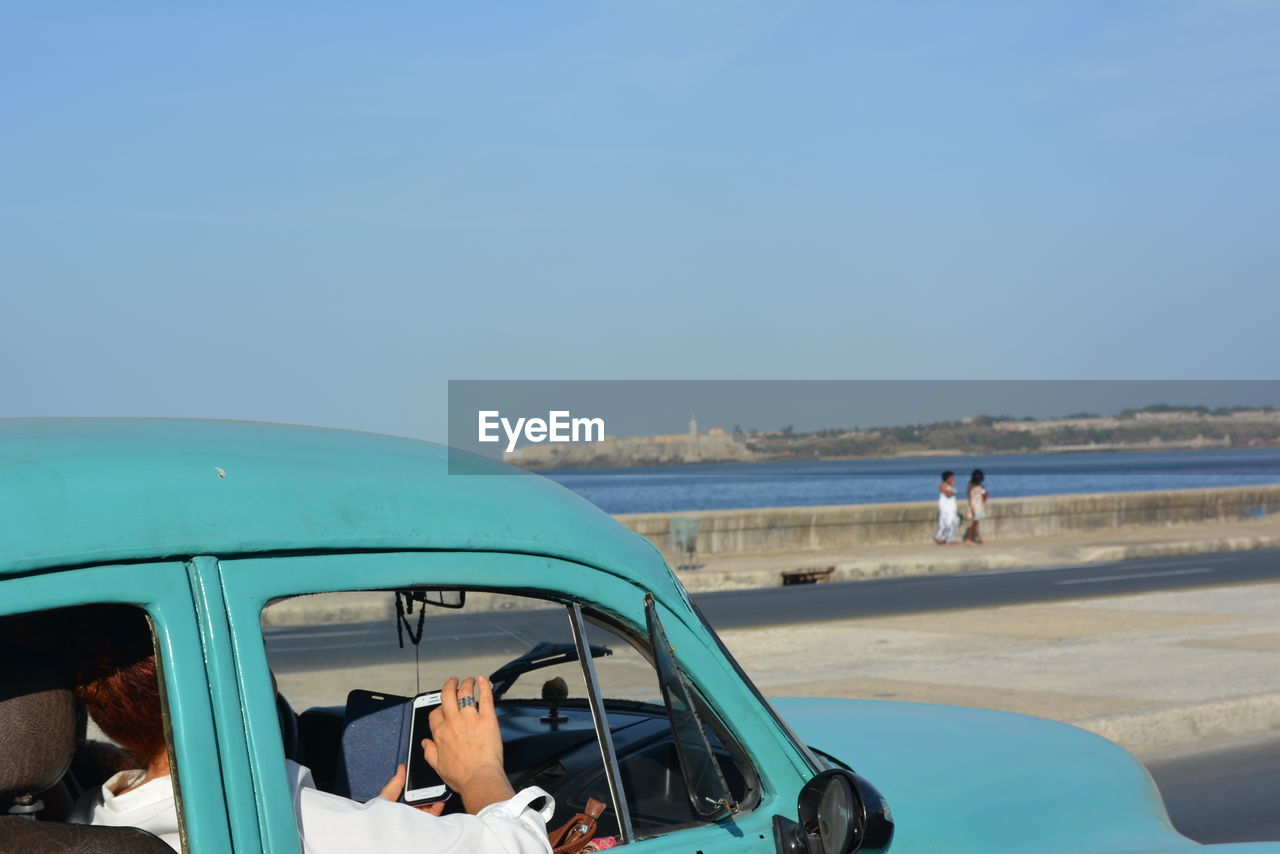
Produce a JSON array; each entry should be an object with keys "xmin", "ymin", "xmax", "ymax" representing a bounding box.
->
[
  {"xmin": 0, "ymin": 604, "xmax": 186, "ymax": 852},
  {"xmin": 259, "ymin": 585, "xmax": 754, "ymax": 845},
  {"xmin": 579, "ymin": 612, "xmax": 753, "ymax": 837},
  {"xmin": 263, "ymin": 589, "xmax": 585, "ymax": 709},
  {"xmin": 262, "ymin": 589, "xmax": 610, "ymax": 831},
  {"xmin": 644, "ymin": 595, "xmax": 735, "ymax": 820}
]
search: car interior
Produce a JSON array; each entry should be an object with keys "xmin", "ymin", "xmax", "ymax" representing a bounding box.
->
[
  {"xmin": 0, "ymin": 609, "xmax": 175, "ymax": 853},
  {"xmin": 0, "ymin": 593, "xmax": 757, "ymax": 851},
  {"xmin": 269, "ymin": 589, "xmax": 757, "ymax": 842}
]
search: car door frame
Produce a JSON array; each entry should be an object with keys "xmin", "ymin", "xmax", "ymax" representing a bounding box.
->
[
  {"xmin": 0, "ymin": 561, "xmax": 236, "ymax": 853},
  {"xmin": 213, "ymin": 549, "xmax": 816, "ymax": 853}
]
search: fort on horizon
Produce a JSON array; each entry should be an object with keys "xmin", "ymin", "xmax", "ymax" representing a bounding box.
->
[{"xmin": 506, "ymin": 414, "xmax": 753, "ymax": 468}]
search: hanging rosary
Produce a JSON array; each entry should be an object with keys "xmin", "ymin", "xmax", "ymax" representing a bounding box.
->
[
  {"xmin": 395, "ymin": 590, "xmax": 430, "ymax": 695},
  {"xmin": 395, "ymin": 590, "xmax": 428, "ymax": 648}
]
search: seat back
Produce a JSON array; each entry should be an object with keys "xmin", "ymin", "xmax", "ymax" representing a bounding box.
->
[
  {"xmin": 0, "ymin": 816, "xmax": 177, "ymax": 854},
  {"xmin": 0, "ymin": 648, "xmax": 173, "ymax": 853},
  {"xmin": 0, "ymin": 651, "xmax": 77, "ymax": 816}
]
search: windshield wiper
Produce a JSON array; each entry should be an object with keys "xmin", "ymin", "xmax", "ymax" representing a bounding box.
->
[{"xmin": 488, "ymin": 640, "xmax": 612, "ymax": 698}]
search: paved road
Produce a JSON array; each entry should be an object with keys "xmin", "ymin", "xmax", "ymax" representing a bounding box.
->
[
  {"xmin": 695, "ymin": 548, "xmax": 1280, "ymax": 630},
  {"xmin": 264, "ymin": 548, "xmax": 1280, "ymax": 671},
  {"xmin": 1146, "ymin": 733, "xmax": 1280, "ymax": 844}
]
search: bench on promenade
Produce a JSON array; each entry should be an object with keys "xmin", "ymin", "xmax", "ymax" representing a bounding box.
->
[{"xmin": 780, "ymin": 566, "xmax": 835, "ymax": 586}]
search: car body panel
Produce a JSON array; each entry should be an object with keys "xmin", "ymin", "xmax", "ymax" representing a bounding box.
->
[
  {"xmin": 190, "ymin": 554, "xmax": 266, "ymax": 853},
  {"xmin": 0, "ymin": 419, "xmax": 673, "ymax": 601},
  {"xmin": 774, "ymin": 697, "xmax": 1280, "ymax": 853}
]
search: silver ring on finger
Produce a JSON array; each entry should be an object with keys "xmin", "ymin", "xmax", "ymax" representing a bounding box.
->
[{"xmin": 457, "ymin": 696, "xmax": 477, "ymax": 710}]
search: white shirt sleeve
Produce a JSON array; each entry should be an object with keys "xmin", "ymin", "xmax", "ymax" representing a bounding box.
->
[{"xmin": 287, "ymin": 761, "xmax": 554, "ymax": 854}]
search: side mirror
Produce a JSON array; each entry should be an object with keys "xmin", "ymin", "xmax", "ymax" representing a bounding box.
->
[{"xmin": 773, "ymin": 769, "xmax": 893, "ymax": 854}]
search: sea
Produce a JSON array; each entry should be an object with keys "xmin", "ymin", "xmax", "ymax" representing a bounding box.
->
[{"xmin": 542, "ymin": 447, "xmax": 1280, "ymax": 515}]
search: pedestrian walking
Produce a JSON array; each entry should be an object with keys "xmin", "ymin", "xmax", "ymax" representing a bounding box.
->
[
  {"xmin": 935, "ymin": 470, "xmax": 959, "ymax": 544},
  {"xmin": 963, "ymin": 469, "xmax": 988, "ymax": 545}
]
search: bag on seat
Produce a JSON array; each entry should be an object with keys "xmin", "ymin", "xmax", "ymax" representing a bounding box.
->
[{"xmin": 548, "ymin": 797, "xmax": 607, "ymax": 854}]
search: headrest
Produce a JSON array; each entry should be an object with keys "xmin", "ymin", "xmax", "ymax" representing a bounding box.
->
[{"xmin": 0, "ymin": 651, "xmax": 77, "ymax": 808}]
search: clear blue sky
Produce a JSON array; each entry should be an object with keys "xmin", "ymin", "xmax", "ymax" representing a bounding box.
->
[{"xmin": 3, "ymin": 2, "xmax": 1277, "ymax": 441}]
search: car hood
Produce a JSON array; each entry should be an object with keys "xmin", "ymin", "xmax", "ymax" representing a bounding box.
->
[{"xmin": 771, "ymin": 697, "xmax": 1280, "ymax": 854}]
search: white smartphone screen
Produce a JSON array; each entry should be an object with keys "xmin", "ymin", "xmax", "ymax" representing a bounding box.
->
[{"xmin": 405, "ymin": 691, "xmax": 449, "ymax": 804}]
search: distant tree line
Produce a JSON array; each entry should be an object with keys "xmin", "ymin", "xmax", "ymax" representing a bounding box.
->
[{"xmin": 738, "ymin": 404, "xmax": 1280, "ymax": 460}]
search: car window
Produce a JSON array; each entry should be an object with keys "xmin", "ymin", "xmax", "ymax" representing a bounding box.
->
[
  {"xmin": 263, "ymin": 590, "xmax": 582, "ymax": 711},
  {"xmin": 0, "ymin": 604, "xmax": 187, "ymax": 852},
  {"xmin": 578, "ymin": 611, "xmax": 754, "ymax": 837},
  {"xmin": 262, "ymin": 589, "xmax": 608, "ymax": 826},
  {"xmin": 259, "ymin": 586, "xmax": 754, "ymax": 844}
]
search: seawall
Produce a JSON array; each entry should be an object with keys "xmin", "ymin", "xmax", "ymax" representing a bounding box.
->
[{"xmin": 615, "ymin": 484, "xmax": 1280, "ymax": 558}]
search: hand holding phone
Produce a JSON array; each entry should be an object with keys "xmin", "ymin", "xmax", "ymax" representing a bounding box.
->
[
  {"xmin": 379, "ymin": 766, "xmax": 447, "ymax": 815},
  {"xmin": 419, "ymin": 676, "xmax": 515, "ymax": 815},
  {"xmin": 405, "ymin": 691, "xmax": 450, "ymax": 804}
]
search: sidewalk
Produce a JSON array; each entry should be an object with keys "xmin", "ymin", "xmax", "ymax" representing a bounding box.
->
[
  {"xmin": 671, "ymin": 515, "xmax": 1280, "ymax": 593},
  {"xmin": 720, "ymin": 578, "xmax": 1280, "ymax": 755},
  {"xmin": 679, "ymin": 516, "xmax": 1280, "ymax": 755}
]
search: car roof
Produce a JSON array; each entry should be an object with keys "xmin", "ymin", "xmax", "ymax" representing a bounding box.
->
[{"xmin": 0, "ymin": 419, "xmax": 667, "ymax": 585}]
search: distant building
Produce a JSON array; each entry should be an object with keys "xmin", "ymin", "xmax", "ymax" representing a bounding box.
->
[
  {"xmin": 1133, "ymin": 410, "xmax": 1204, "ymax": 421},
  {"xmin": 508, "ymin": 414, "xmax": 753, "ymax": 469}
]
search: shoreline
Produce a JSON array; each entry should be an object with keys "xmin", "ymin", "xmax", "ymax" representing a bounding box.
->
[{"xmin": 521, "ymin": 441, "xmax": 1280, "ymax": 474}]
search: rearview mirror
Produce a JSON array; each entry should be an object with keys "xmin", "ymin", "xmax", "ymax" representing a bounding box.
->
[
  {"xmin": 395, "ymin": 588, "xmax": 467, "ymax": 610},
  {"xmin": 421, "ymin": 589, "xmax": 465, "ymax": 609}
]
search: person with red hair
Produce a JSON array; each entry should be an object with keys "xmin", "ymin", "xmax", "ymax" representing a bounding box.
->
[
  {"xmin": 65, "ymin": 605, "xmax": 554, "ymax": 853},
  {"xmin": 66, "ymin": 606, "xmax": 180, "ymax": 850}
]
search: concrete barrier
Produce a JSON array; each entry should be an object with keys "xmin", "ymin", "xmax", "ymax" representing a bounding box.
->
[{"xmin": 615, "ymin": 484, "xmax": 1280, "ymax": 558}]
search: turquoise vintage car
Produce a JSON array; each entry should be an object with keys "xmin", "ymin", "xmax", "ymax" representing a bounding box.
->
[{"xmin": 0, "ymin": 419, "xmax": 1274, "ymax": 854}]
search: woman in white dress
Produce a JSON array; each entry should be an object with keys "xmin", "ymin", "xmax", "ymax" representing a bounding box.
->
[{"xmin": 935, "ymin": 470, "xmax": 959, "ymax": 544}]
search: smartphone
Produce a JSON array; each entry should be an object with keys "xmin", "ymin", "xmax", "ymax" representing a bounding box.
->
[{"xmin": 404, "ymin": 691, "xmax": 450, "ymax": 804}]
